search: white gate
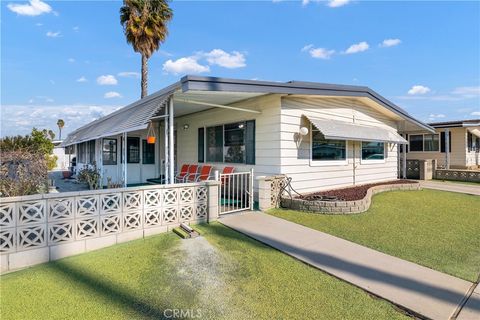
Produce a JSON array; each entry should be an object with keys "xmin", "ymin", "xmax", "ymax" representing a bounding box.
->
[{"xmin": 219, "ymin": 169, "xmax": 254, "ymax": 215}]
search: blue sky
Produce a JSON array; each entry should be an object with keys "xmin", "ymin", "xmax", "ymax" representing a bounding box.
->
[{"xmin": 1, "ymin": 0, "xmax": 479, "ymax": 137}]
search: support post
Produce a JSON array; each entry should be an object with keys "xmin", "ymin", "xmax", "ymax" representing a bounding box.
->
[
  {"xmin": 402, "ymin": 136, "xmax": 407, "ymax": 179},
  {"xmin": 164, "ymin": 117, "xmax": 169, "ymax": 184},
  {"xmin": 445, "ymin": 129, "xmax": 450, "ymax": 169},
  {"xmin": 206, "ymin": 180, "xmax": 221, "ymax": 222},
  {"xmin": 168, "ymin": 97, "xmax": 174, "ymax": 184},
  {"xmin": 123, "ymin": 132, "xmax": 127, "ymax": 187},
  {"xmin": 256, "ymin": 176, "xmax": 273, "ymax": 211},
  {"xmin": 250, "ymin": 168, "xmax": 254, "ymax": 210}
]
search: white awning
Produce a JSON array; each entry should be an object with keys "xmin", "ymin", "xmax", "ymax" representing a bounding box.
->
[
  {"xmin": 467, "ymin": 127, "xmax": 480, "ymax": 138},
  {"xmin": 62, "ymin": 92, "xmax": 171, "ymax": 146},
  {"xmin": 306, "ymin": 116, "xmax": 408, "ymax": 144}
]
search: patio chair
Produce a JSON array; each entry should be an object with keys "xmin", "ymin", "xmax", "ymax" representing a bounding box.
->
[
  {"xmin": 192, "ymin": 165, "xmax": 213, "ymax": 182},
  {"xmin": 220, "ymin": 166, "xmax": 235, "ymax": 185},
  {"xmin": 174, "ymin": 164, "xmax": 190, "ymax": 183},
  {"xmin": 183, "ymin": 164, "xmax": 199, "ymax": 183}
]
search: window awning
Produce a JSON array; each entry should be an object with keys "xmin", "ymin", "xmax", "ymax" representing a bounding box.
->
[
  {"xmin": 467, "ymin": 128, "xmax": 480, "ymax": 138},
  {"xmin": 306, "ymin": 116, "xmax": 408, "ymax": 144}
]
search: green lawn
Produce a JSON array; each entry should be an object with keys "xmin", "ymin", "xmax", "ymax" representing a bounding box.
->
[
  {"xmin": 1, "ymin": 224, "xmax": 408, "ymax": 320},
  {"xmin": 269, "ymin": 189, "xmax": 480, "ymax": 282}
]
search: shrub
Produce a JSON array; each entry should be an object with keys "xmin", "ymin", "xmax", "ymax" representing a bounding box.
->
[
  {"xmin": 0, "ymin": 150, "xmax": 48, "ymax": 197},
  {"xmin": 77, "ymin": 164, "xmax": 101, "ymax": 190}
]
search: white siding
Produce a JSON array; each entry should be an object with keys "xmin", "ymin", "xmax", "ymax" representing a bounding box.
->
[{"xmin": 280, "ymin": 96, "xmax": 399, "ymax": 193}]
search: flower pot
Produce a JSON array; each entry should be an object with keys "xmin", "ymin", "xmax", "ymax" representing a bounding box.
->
[{"xmin": 147, "ymin": 136, "xmax": 156, "ymax": 144}]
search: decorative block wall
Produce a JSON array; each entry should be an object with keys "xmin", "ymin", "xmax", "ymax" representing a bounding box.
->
[{"xmin": 0, "ymin": 181, "xmax": 219, "ymax": 273}]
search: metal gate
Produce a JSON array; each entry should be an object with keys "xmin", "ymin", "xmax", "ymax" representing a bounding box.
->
[
  {"xmin": 406, "ymin": 160, "xmax": 420, "ymax": 179},
  {"xmin": 219, "ymin": 169, "xmax": 254, "ymax": 215}
]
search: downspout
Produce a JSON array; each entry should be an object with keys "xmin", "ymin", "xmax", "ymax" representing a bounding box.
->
[{"xmin": 445, "ymin": 129, "xmax": 450, "ymax": 169}]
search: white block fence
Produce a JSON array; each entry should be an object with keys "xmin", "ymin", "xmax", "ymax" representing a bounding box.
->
[{"xmin": 0, "ymin": 181, "xmax": 220, "ymax": 273}]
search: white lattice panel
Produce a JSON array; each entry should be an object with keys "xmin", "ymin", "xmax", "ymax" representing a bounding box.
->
[
  {"xmin": 17, "ymin": 201, "xmax": 46, "ymax": 225},
  {"xmin": 0, "ymin": 228, "xmax": 15, "ymax": 253},
  {"xmin": 123, "ymin": 212, "xmax": 143, "ymax": 231},
  {"xmin": 163, "ymin": 207, "xmax": 178, "ymax": 224},
  {"xmin": 123, "ymin": 191, "xmax": 143, "ymax": 212},
  {"xmin": 101, "ymin": 214, "xmax": 122, "ymax": 235},
  {"xmin": 76, "ymin": 196, "xmax": 99, "ymax": 217},
  {"xmin": 0, "ymin": 202, "xmax": 15, "ymax": 228},
  {"xmin": 144, "ymin": 190, "xmax": 161, "ymax": 208},
  {"xmin": 101, "ymin": 193, "xmax": 121, "ymax": 214},
  {"xmin": 195, "ymin": 203, "xmax": 207, "ymax": 220},
  {"xmin": 180, "ymin": 188, "xmax": 194, "ymax": 204},
  {"xmin": 17, "ymin": 225, "xmax": 46, "ymax": 250},
  {"xmin": 162, "ymin": 189, "xmax": 178, "ymax": 206},
  {"xmin": 195, "ymin": 187, "xmax": 208, "ymax": 203},
  {"xmin": 48, "ymin": 198, "xmax": 74, "ymax": 221},
  {"xmin": 180, "ymin": 205, "xmax": 194, "ymax": 222},
  {"xmin": 48, "ymin": 221, "xmax": 74, "ymax": 244},
  {"xmin": 76, "ymin": 218, "xmax": 99, "ymax": 240},
  {"xmin": 144, "ymin": 208, "xmax": 162, "ymax": 227}
]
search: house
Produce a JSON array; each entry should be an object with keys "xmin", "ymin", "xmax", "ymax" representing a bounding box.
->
[
  {"xmin": 51, "ymin": 140, "xmax": 75, "ymax": 170},
  {"xmin": 62, "ymin": 76, "xmax": 433, "ymax": 196},
  {"xmin": 406, "ymin": 119, "xmax": 480, "ymax": 169}
]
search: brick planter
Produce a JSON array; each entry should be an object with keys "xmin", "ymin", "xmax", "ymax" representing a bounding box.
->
[{"xmin": 280, "ymin": 182, "xmax": 421, "ymax": 214}]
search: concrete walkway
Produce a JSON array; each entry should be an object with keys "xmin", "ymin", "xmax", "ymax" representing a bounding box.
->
[
  {"xmin": 220, "ymin": 212, "xmax": 478, "ymax": 320},
  {"xmin": 420, "ymin": 180, "xmax": 480, "ymax": 196}
]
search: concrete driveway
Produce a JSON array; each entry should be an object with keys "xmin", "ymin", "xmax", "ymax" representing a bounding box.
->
[{"xmin": 419, "ymin": 180, "xmax": 480, "ymax": 196}]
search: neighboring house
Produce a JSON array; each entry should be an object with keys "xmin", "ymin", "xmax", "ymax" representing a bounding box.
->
[
  {"xmin": 63, "ymin": 76, "xmax": 432, "ymax": 195},
  {"xmin": 406, "ymin": 119, "xmax": 480, "ymax": 169},
  {"xmin": 52, "ymin": 140, "xmax": 75, "ymax": 170}
]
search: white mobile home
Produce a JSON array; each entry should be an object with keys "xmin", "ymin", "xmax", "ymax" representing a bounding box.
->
[{"xmin": 63, "ymin": 76, "xmax": 433, "ymax": 195}]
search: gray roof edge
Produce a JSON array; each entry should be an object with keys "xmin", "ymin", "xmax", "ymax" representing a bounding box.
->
[{"xmin": 181, "ymin": 75, "xmax": 434, "ymax": 133}]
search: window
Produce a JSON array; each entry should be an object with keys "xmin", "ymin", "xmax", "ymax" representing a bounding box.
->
[
  {"xmin": 424, "ymin": 134, "xmax": 439, "ymax": 152},
  {"xmin": 477, "ymin": 137, "xmax": 480, "ymax": 153},
  {"xmin": 65, "ymin": 145, "xmax": 75, "ymax": 155},
  {"xmin": 409, "ymin": 135, "xmax": 423, "ymax": 152},
  {"xmin": 102, "ymin": 139, "xmax": 117, "ymax": 165},
  {"xmin": 202, "ymin": 121, "xmax": 255, "ymax": 164},
  {"xmin": 88, "ymin": 140, "xmax": 96, "ymax": 164},
  {"xmin": 440, "ymin": 132, "xmax": 452, "ymax": 153},
  {"xmin": 127, "ymin": 137, "xmax": 140, "ymax": 163},
  {"xmin": 198, "ymin": 128, "xmax": 205, "ymax": 163},
  {"xmin": 311, "ymin": 127, "xmax": 346, "ymax": 163},
  {"xmin": 361, "ymin": 142, "xmax": 385, "ymax": 161},
  {"xmin": 142, "ymin": 140, "xmax": 155, "ymax": 164}
]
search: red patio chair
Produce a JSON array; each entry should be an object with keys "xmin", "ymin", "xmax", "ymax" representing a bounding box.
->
[
  {"xmin": 194, "ymin": 165, "xmax": 213, "ymax": 182},
  {"xmin": 174, "ymin": 164, "xmax": 190, "ymax": 183},
  {"xmin": 220, "ymin": 166, "xmax": 235, "ymax": 185},
  {"xmin": 184, "ymin": 164, "xmax": 199, "ymax": 182}
]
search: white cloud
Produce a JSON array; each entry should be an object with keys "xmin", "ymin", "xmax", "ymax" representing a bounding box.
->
[
  {"xmin": 202, "ymin": 49, "xmax": 246, "ymax": 68},
  {"xmin": 0, "ymin": 104, "xmax": 120, "ymax": 137},
  {"xmin": 344, "ymin": 41, "xmax": 369, "ymax": 54},
  {"xmin": 471, "ymin": 111, "xmax": 480, "ymax": 116},
  {"xmin": 76, "ymin": 76, "xmax": 87, "ymax": 82},
  {"xmin": 451, "ymin": 86, "xmax": 480, "ymax": 96},
  {"xmin": 428, "ymin": 114, "xmax": 446, "ymax": 121},
  {"xmin": 301, "ymin": 44, "xmax": 335, "ymax": 59},
  {"xmin": 380, "ymin": 38, "xmax": 401, "ymax": 47},
  {"xmin": 73, "ymin": 26, "xmax": 79, "ymax": 32},
  {"xmin": 327, "ymin": 0, "xmax": 350, "ymax": 8},
  {"xmin": 36, "ymin": 22, "xmax": 43, "ymax": 26},
  {"xmin": 96, "ymin": 75, "xmax": 118, "ymax": 85},
  {"xmin": 163, "ymin": 57, "xmax": 210, "ymax": 75},
  {"xmin": 118, "ymin": 71, "xmax": 140, "ymax": 78},
  {"xmin": 46, "ymin": 31, "xmax": 61, "ymax": 38},
  {"xmin": 68, "ymin": 58, "xmax": 75, "ymax": 63},
  {"xmin": 407, "ymin": 85, "xmax": 431, "ymax": 95},
  {"xmin": 104, "ymin": 91, "xmax": 122, "ymax": 99},
  {"xmin": 302, "ymin": 0, "xmax": 310, "ymax": 5},
  {"xmin": 7, "ymin": 0, "xmax": 52, "ymax": 16}
]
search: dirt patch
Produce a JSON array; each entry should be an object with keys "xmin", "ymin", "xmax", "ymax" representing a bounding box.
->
[{"xmin": 299, "ymin": 180, "xmax": 418, "ymax": 201}]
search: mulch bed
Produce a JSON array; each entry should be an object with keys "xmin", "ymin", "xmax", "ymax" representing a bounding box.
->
[{"xmin": 298, "ymin": 180, "xmax": 418, "ymax": 201}]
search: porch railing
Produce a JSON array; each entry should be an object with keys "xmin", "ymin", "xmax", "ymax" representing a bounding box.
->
[{"xmin": 218, "ymin": 169, "xmax": 254, "ymax": 215}]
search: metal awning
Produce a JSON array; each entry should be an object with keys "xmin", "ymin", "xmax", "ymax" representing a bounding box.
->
[
  {"xmin": 306, "ymin": 116, "xmax": 408, "ymax": 144},
  {"xmin": 62, "ymin": 92, "xmax": 172, "ymax": 146},
  {"xmin": 467, "ymin": 127, "xmax": 480, "ymax": 138}
]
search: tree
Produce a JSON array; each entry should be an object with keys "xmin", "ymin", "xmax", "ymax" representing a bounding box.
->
[
  {"xmin": 120, "ymin": 0, "xmax": 173, "ymax": 98},
  {"xmin": 57, "ymin": 119, "xmax": 65, "ymax": 140}
]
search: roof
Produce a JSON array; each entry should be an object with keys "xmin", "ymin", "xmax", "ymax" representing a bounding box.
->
[
  {"xmin": 428, "ymin": 119, "xmax": 480, "ymax": 128},
  {"xmin": 63, "ymin": 76, "xmax": 434, "ymax": 146},
  {"xmin": 306, "ymin": 116, "xmax": 408, "ymax": 144}
]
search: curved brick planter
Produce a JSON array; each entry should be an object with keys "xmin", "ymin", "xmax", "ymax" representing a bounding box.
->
[{"xmin": 280, "ymin": 182, "xmax": 421, "ymax": 214}]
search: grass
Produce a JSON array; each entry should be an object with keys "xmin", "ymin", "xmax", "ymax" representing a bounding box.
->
[
  {"xmin": 269, "ymin": 189, "xmax": 480, "ymax": 282},
  {"xmin": 1, "ymin": 224, "xmax": 408, "ymax": 320}
]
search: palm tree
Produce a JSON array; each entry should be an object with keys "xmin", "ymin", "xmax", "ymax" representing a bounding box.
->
[
  {"xmin": 56, "ymin": 119, "xmax": 64, "ymax": 140},
  {"xmin": 120, "ymin": 0, "xmax": 173, "ymax": 98}
]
